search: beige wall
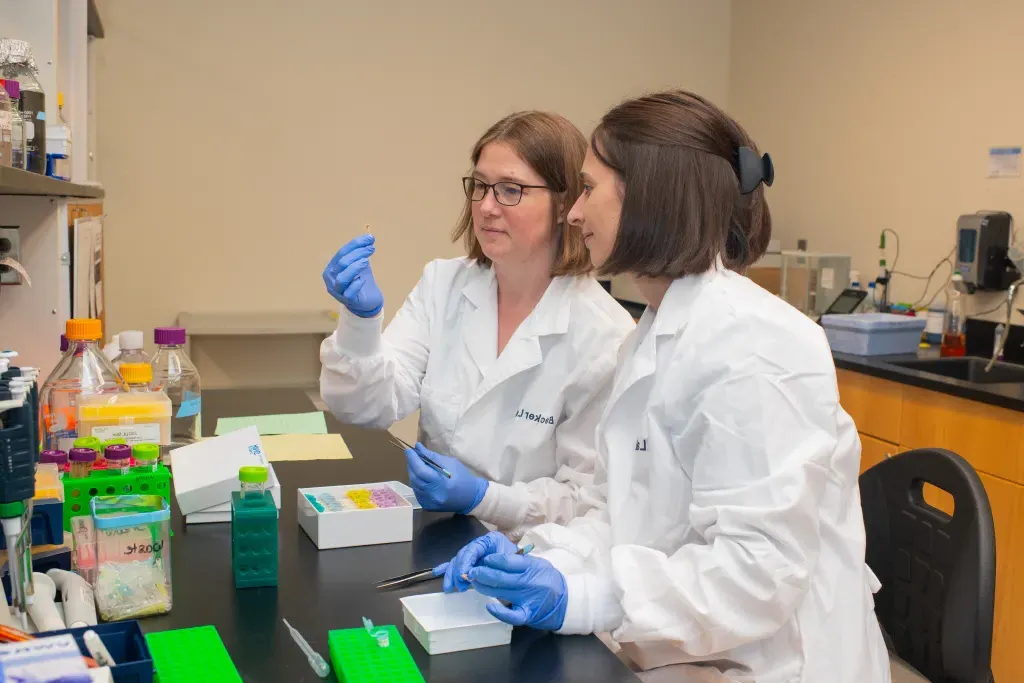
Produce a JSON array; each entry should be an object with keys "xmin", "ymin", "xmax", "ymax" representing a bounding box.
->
[
  {"xmin": 730, "ymin": 0, "xmax": 1024, "ymax": 322},
  {"xmin": 94, "ymin": 0, "xmax": 732, "ymax": 387}
]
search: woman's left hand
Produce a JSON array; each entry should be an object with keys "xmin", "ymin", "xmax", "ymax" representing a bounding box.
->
[
  {"xmin": 469, "ymin": 553, "xmax": 568, "ymax": 631},
  {"xmin": 405, "ymin": 443, "xmax": 488, "ymax": 514}
]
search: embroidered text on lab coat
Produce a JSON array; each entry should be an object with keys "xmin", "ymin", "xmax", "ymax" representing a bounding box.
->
[
  {"xmin": 635, "ymin": 439, "xmax": 647, "ymax": 451},
  {"xmin": 515, "ymin": 409, "xmax": 556, "ymax": 425}
]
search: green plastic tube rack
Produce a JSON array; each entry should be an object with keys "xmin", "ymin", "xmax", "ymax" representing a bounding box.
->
[
  {"xmin": 145, "ymin": 625, "xmax": 242, "ymax": 683},
  {"xmin": 231, "ymin": 490, "xmax": 278, "ymax": 588},
  {"xmin": 62, "ymin": 464, "xmax": 172, "ymax": 532},
  {"xmin": 328, "ymin": 625, "xmax": 424, "ymax": 683}
]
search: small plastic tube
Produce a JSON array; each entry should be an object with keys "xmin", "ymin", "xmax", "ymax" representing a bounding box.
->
[
  {"xmin": 239, "ymin": 466, "xmax": 268, "ymax": 500},
  {"xmin": 68, "ymin": 448, "xmax": 97, "ymax": 479},
  {"xmin": 105, "ymin": 444, "xmax": 132, "ymax": 476},
  {"xmin": 39, "ymin": 450, "xmax": 69, "ymax": 478},
  {"xmin": 131, "ymin": 443, "xmax": 160, "ymax": 473}
]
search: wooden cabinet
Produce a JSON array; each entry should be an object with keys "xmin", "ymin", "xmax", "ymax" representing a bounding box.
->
[{"xmin": 838, "ymin": 370, "xmax": 1024, "ymax": 681}]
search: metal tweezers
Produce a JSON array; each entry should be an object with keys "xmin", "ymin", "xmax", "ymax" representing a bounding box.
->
[
  {"xmin": 387, "ymin": 435, "xmax": 452, "ymax": 479},
  {"xmin": 374, "ymin": 568, "xmax": 439, "ymax": 591}
]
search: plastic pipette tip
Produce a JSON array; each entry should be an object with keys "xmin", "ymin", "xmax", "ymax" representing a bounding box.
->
[{"xmin": 283, "ymin": 618, "xmax": 330, "ymax": 678}]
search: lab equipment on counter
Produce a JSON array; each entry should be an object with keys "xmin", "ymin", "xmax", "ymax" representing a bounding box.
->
[
  {"xmin": 83, "ymin": 629, "xmax": 115, "ymax": 667},
  {"xmin": 956, "ymin": 211, "xmax": 1016, "ymax": 292},
  {"xmin": 68, "ymin": 448, "xmax": 96, "ymax": 480},
  {"xmin": 0, "ymin": 78, "xmax": 12, "ymax": 167},
  {"xmin": 819, "ymin": 288, "xmax": 868, "ymax": 317},
  {"xmin": 40, "ymin": 319, "xmax": 123, "ymax": 452},
  {"xmin": 120, "ymin": 363, "xmax": 153, "ymax": 392},
  {"xmin": 105, "ymin": 445, "xmax": 132, "ymax": 476},
  {"xmin": 64, "ymin": 463, "xmax": 171, "ymax": 536},
  {"xmin": 821, "ymin": 313, "xmax": 927, "ymax": 356},
  {"xmin": 45, "ymin": 91, "xmax": 71, "ymax": 180},
  {"xmin": 925, "ymin": 306, "xmax": 945, "ymax": 344},
  {"xmin": 282, "ymin": 618, "xmax": 330, "ymax": 678},
  {"xmin": 297, "ymin": 482, "xmax": 412, "ymax": 549},
  {"xmin": 375, "ymin": 567, "xmax": 441, "ymax": 591},
  {"xmin": 0, "ymin": 39, "xmax": 46, "ymax": 174},
  {"xmin": 941, "ymin": 273, "xmax": 967, "ymax": 358},
  {"xmin": 111, "ymin": 331, "xmax": 149, "ymax": 369},
  {"xmin": 170, "ymin": 426, "xmax": 272, "ymax": 515},
  {"xmin": 144, "ymin": 625, "xmax": 239, "ymax": 683},
  {"xmin": 3, "ymin": 79, "xmax": 26, "ymax": 170},
  {"xmin": 27, "ymin": 571, "xmax": 64, "ymax": 632},
  {"xmin": 400, "ymin": 590, "xmax": 513, "ymax": 655},
  {"xmin": 328, "ymin": 624, "xmax": 424, "ymax": 683},
  {"xmin": 231, "ymin": 466, "xmax": 277, "ymax": 589},
  {"xmin": 76, "ymin": 391, "xmax": 172, "ymax": 448},
  {"xmin": 90, "ymin": 495, "xmax": 172, "ymax": 621},
  {"xmin": 46, "ymin": 569, "xmax": 97, "ymax": 629},
  {"xmin": 151, "ymin": 327, "xmax": 202, "ymax": 456},
  {"xmin": 46, "ymin": 620, "xmax": 155, "ymax": 682},
  {"xmin": 131, "ymin": 444, "xmax": 159, "ymax": 473},
  {"xmin": 779, "ymin": 251, "xmax": 851, "ymax": 317}
]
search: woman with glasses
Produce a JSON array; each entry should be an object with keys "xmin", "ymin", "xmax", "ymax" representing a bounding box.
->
[
  {"xmin": 319, "ymin": 111, "xmax": 634, "ymax": 537},
  {"xmin": 438, "ymin": 92, "xmax": 890, "ymax": 683}
]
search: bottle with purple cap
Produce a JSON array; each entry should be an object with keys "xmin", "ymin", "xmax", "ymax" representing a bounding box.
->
[
  {"xmin": 39, "ymin": 450, "xmax": 68, "ymax": 478},
  {"xmin": 105, "ymin": 444, "xmax": 132, "ymax": 476},
  {"xmin": 151, "ymin": 327, "xmax": 201, "ymax": 454}
]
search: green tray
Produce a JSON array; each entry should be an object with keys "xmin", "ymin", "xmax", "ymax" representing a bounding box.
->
[
  {"xmin": 62, "ymin": 464, "xmax": 171, "ymax": 532},
  {"xmin": 329, "ymin": 625, "xmax": 424, "ymax": 683},
  {"xmin": 145, "ymin": 625, "xmax": 241, "ymax": 683}
]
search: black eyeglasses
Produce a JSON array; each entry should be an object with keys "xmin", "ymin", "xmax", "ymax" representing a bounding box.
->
[{"xmin": 462, "ymin": 177, "xmax": 553, "ymax": 207}]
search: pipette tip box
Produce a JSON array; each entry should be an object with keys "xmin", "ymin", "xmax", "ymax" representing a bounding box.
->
[
  {"xmin": 297, "ymin": 483, "xmax": 412, "ymax": 549},
  {"xmin": 400, "ymin": 590, "xmax": 513, "ymax": 655}
]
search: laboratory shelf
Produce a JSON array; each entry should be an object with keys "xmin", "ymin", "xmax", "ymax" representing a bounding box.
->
[{"xmin": 0, "ymin": 166, "xmax": 104, "ymax": 198}]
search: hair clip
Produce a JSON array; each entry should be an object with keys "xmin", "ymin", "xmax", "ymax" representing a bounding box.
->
[{"xmin": 736, "ymin": 147, "xmax": 774, "ymax": 194}]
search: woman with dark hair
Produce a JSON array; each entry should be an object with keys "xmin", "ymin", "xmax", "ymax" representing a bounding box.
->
[
  {"xmin": 440, "ymin": 92, "xmax": 890, "ymax": 682},
  {"xmin": 320, "ymin": 111, "xmax": 634, "ymax": 537}
]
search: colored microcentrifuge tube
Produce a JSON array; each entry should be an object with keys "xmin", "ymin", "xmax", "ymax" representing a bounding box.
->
[
  {"xmin": 105, "ymin": 444, "xmax": 132, "ymax": 476},
  {"xmin": 131, "ymin": 443, "xmax": 160, "ymax": 473},
  {"xmin": 68, "ymin": 448, "xmax": 97, "ymax": 479},
  {"xmin": 362, "ymin": 617, "xmax": 389, "ymax": 648},
  {"xmin": 239, "ymin": 465, "xmax": 268, "ymax": 500},
  {"xmin": 39, "ymin": 450, "xmax": 69, "ymax": 478}
]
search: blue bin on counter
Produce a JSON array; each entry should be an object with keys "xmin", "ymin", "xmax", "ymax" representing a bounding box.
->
[
  {"xmin": 821, "ymin": 313, "xmax": 927, "ymax": 356},
  {"xmin": 39, "ymin": 620, "xmax": 153, "ymax": 683}
]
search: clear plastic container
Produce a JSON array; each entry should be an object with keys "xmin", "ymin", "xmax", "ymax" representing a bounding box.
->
[
  {"xmin": 820, "ymin": 313, "xmax": 927, "ymax": 356},
  {"xmin": 120, "ymin": 363, "xmax": 153, "ymax": 392},
  {"xmin": 40, "ymin": 319, "xmax": 123, "ymax": 452},
  {"xmin": 0, "ymin": 39, "xmax": 46, "ymax": 174},
  {"xmin": 2, "ymin": 79, "xmax": 25, "ymax": 170},
  {"xmin": 105, "ymin": 444, "xmax": 132, "ymax": 476},
  {"xmin": 46, "ymin": 91, "xmax": 71, "ymax": 179},
  {"xmin": 91, "ymin": 495, "xmax": 172, "ymax": 620},
  {"xmin": 68, "ymin": 447, "xmax": 97, "ymax": 479},
  {"xmin": 112, "ymin": 331, "xmax": 150, "ymax": 369},
  {"xmin": 132, "ymin": 443, "xmax": 160, "ymax": 473},
  {"xmin": 151, "ymin": 328, "xmax": 202, "ymax": 455},
  {"xmin": 0, "ymin": 78, "xmax": 12, "ymax": 167},
  {"xmin": 77, "ymin": 391, "xmax": 172, "ymax": 447},
  {"xmin": 239, "ymin": 466, "xmax": 268, "ymax": 500},
  {"xmin": 941, "ymin": 274, "xmax": 967, "ymax": 358}
]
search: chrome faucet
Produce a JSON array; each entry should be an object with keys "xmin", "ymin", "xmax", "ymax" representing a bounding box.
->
[{"xmin": 987, "ymin": 277, "xmax": 1024, "ymax": 372}]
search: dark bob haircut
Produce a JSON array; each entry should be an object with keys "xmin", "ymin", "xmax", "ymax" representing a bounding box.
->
[{"xmin": 592, "ymin": 90, "xmax": 772, "ymax": 277}]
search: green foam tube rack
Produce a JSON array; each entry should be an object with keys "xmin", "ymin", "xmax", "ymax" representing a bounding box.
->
[
  {"xmin": 329, "ymin": 625, "xmax": 424, "ymax": 683},
  {"xmin": 62, "ymin": 464, "xmax": 172, "ymax": 532},
  {"xmin": 145, "ymin": 625, "xmax": 242, "ymax": 683}
]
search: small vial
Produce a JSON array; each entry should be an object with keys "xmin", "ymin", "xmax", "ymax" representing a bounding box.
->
[
  {"xmin": 68, "ymin": 448, "xmax": 97, "ymax": 479},
  {"xmin": 73, "ymin": 436, "xmax": 103, "ymax": 469},
  {"xmin": 239, "ymin": 466, "xmax": 268, "ymax": 500},
  {"xmin": 39, "ymin": 450, "xmax": 69, "ymax": 478},
  {"xmin": 132, "ymin": 443, "xmax": 160, "ymax": 473},
  {"xmin": 105, "ymin": 444, "xmax": 132, "ymax": 476}
]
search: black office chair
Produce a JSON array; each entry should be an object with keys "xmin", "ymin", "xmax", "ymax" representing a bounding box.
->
[{"xmin": 860, "ymin": 448, "xmax": 996, "ymax": 683}]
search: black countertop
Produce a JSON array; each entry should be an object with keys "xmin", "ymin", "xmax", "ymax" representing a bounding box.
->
[
  {"xmin": 832, "ymin": 350, "xmax": 1024, "ymax": 412},
  {"xmin": 139, "ymin": 388, "xmax": 640, "ymax": 683}
]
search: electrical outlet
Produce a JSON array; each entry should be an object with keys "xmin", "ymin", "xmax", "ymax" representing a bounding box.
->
[{"xmin": 0, "ymin": 227, "xmax": 22, "ymax": 285}]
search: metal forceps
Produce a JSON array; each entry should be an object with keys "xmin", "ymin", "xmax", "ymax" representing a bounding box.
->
[{"xmin": 387, "ymin": 435, "xmax": 452, "ymax": 479}]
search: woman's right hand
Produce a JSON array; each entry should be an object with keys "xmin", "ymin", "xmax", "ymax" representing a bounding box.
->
[{"xmin": 322, "ymin": 234, "xmax": 384, "ymax": 317}]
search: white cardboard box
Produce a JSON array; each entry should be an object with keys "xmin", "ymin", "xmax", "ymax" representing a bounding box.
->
[
  {"xmin": 297, "ymin": 483, "xmax": 412, "ymax": 549},
  {"xmin": 171, "ymin": 426, "xmax": 270, "ymax": 515},
  {"xmin": 184, "ymin": 464, "xmax": 282, "ymax": 524},
  {"xmin": 401, "ymin": 591, "xmax": 513, "ymax": 655}
]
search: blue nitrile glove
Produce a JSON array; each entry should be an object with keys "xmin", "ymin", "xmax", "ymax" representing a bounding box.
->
[
  {"xmin": 405, "ymin": 443, "xmax": 488, "ymax": 515},
  {"xmin": 469, "ymin": 553, "xmax": 568, "ymax": 631},
  {"xmin": 434, "ymin": 530, "xmax": 518, "ymax": 593},
  {"xmin": 322, "ymin": 234, "xmax": 384, "ymax": 317}
]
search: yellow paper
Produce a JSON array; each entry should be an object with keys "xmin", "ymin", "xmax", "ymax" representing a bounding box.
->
[{"xmin": 260, "ymin": 433, "xmax": 353, "ymax": 461}]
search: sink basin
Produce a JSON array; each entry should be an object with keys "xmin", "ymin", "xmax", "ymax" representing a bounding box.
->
[{"xmin": 889, "ymin": 357, "xmax": 1024, "ymax": 384}]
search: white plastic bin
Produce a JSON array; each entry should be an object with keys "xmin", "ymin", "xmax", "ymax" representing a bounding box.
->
[
  {"xmin": 400, "ymin": 591, "xmax": 513, "ymax": 655},
  {"xmin": 821, "ymin": 313, "xmax": 927, "ymax": 356},
  {"xmin": 297, "ymin": 483, "xmax": 412, "ymax": 549}
]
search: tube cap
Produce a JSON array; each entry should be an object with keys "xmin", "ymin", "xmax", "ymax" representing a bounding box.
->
[
  {"xmin": 69, "ymin": 448, "xmax": 97, "ymax": 463},
  {"xmin": 104, "ymin": 444, "xmax": 131, "ymax": 461},
  {"xmin": 66, "ymin": 319, "xmax": 102, "ymax": 341},
  {"xmin": 154, "ymin": 327, "xmax": 186, "ymax": 345},
  {"xmin": 120, "ymin": 362, "xmax": 152, "ymax": 384},
  {"xmin": 239, "ymin": 466, "xmax": 268, "ymax": 484},
  {"xmin": 118, "ymin": 330, "xmax": 144, "ymax": 350},
  {"xmin": 132, "ymin": 443, "xmax": 160, "ymax": 462},
  {"xmin": 73, "ymin": 436, "xmax": 102, "ymax": 451},
  {"xmin": 40, "ymin": 450, "xmax": 69, "ymax": 465}
]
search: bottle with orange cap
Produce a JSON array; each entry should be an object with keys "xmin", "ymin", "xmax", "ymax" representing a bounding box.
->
[
  {"xmin": 120, "ymin": 362, "xmax": 152, "ymax": 392},
  {"xmin": 38, "ymin": 319, "xmax": 123, "ymax": 451}
]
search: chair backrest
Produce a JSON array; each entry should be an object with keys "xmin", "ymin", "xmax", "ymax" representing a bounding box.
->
[{"xmin": 859, "ymin": 448, "xmax": 995, "ymax": 683}]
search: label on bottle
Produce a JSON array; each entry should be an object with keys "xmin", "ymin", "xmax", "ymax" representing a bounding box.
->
[
  {"xmin": 0, "ymin": 110, "xmax": 11, "ymax": 131},
  {"xmin": 44, "ymin": 405, "xmax": 78, "ymax": 452},
  {"xmin": 90, "ymin": 423, "xmax": 162, "ymax": 445},
  {"xmin": 24, "ymin": 120, "xmax": 34, "ymax": 139},
  {"xmin": 176, "ymin": 393, "xmax": 201, "ymax": 418}
]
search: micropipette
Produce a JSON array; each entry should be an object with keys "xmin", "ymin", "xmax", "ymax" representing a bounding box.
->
[{"xmin": 282, "ymin": 618, "xmax": 330, "ymax": 678}]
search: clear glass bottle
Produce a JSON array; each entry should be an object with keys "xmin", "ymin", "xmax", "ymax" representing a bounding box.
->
[
  {"xmin": 4, "ymin": 80, "xmax": 26, "ymax": 170},
  {"xmin": 940, "ymin": 273, "xmax": 967, "ymax": 358},
  {"xmin": 0, "ymin": 78, "xmax": 12, "ymax": 167},
  {"xmin": 111, "ymin": 330, "xmax": 150, "ymax": 368},
  {"xmin": 151, "ymin": 327, "xmax": 202, "ymax": 453},
  {"xmin": 39, "ymin": 319, "xmax": 123, "ymax": 452},
  {"xmin": 0, "ymin": 40, "xmax": 46, "ymax": 174},
  {"xmin": 120, "ymin": 362, "xmax": 153, "ymax": 392}
]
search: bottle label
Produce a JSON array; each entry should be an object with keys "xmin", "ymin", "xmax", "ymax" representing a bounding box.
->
[
  {"xmin": 44, "ymin": 405, "xmax": 78, "ymax": 452},
  {"xmin": 24, "ymin": 120, "xmax": 34, "ymax": 138},
  {"xmin": 176, "ymin": 393, "xmax": 201, "ymax": 418},
  {"xmin": 90, "ymin": 423, "xmax": 162, "ymax": 445},
  {"xmin": 0, "ymin": 111, "xmax": 10, "ymax": 130}
]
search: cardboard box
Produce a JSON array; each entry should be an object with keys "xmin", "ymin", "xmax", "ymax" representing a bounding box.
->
[
  {"xmin": 184, "ymin": 465, "xmax": 282, "ymax": 524},
  {"xmin": 297, "ymin": 483, "xmax": 412, "ymax": 549},
  {"xmin": 401, "ymin": 591, "xmax": 512, "ymax": 655},
  {"xmin": 171, "ymin": 426, "xmax": 270, "ymax": 515}
]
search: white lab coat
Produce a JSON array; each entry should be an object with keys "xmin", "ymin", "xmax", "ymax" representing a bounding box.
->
[
  {"xmin": 523, "ymin": 267, "xmax": 891, "ymax": 683},
  {"xmin": 320, "ymin": 257, "xmax": 635, "ymax": 537}
]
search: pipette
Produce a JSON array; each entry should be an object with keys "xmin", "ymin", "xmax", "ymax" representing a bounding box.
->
[{"xmin": 282, "ymin": 618, "xmax": 330, "ymax": 678}]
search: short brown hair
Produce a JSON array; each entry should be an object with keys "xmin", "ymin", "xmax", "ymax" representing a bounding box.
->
[
  {"xmin": 593, "ymin": 90, "xmax": 772, "ymax": 277},
  {"xmin": 452, "ymin": 111, "xmax": 592, "ymax": 276}
]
